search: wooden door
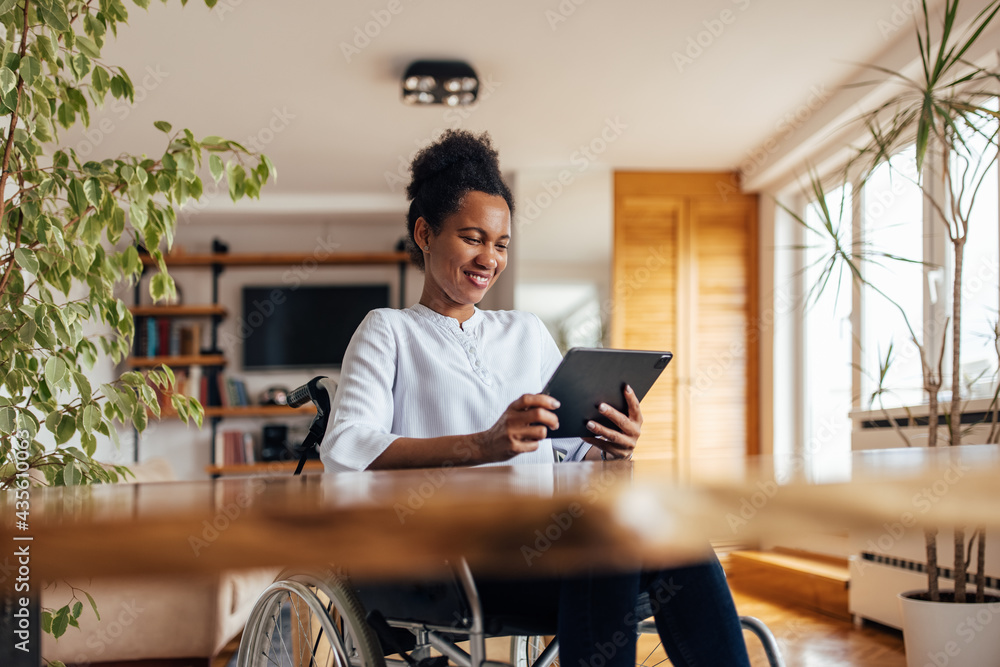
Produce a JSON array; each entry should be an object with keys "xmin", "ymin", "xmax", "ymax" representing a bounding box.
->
[{"xmin": 613, "ymin": 173, "xmax": 758, "ymax": 474}]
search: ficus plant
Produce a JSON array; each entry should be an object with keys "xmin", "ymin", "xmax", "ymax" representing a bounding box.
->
[
  {"xmin": 0, "ymin": 0, "xmax": 271, "ymax": 648},
  {"xmin": 782, "ymin": 0, "xmax": 999, "ymax": 605}
]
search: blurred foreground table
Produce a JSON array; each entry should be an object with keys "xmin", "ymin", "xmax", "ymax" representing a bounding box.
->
[{"xmin": 3, "ymin": 444, "xmax": 1000, "ymax": 582}]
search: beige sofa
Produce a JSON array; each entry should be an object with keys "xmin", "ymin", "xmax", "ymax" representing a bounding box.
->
[{"xmin": 41, "ymin": 459, "xmax": 278, "ymax": 666}]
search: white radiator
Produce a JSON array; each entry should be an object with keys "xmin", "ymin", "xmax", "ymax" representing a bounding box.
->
[{"xmin": 849, "ymin": 400, "xmax": 1000, "ymax": 627}]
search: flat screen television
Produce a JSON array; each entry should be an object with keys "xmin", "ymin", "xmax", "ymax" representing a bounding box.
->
[{"xmin": 241, "ymin": 284, "xmax": 390, "ymax": 369}]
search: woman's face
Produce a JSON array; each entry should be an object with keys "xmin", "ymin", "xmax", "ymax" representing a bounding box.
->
[{"xmin": 417, "ymin": 191, "xmax": 511, "ymax": 309}]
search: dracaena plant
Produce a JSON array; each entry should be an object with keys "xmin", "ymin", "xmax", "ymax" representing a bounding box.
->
[
  {"xmin": 0, "ymin": 0, "xmax": 271, "ymax": 644},
  {"xmin": 781, "ymin": 0, "xmax": 999, "ymax": 604}
]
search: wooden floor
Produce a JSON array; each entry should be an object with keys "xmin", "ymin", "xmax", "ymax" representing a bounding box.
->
[
  {"xmin": 728, "ymin": 590, "xmax": 906, "ymax": 667},
  {"xmin": 216, "ymin": 589, "xmax": 907, "ymax": 667}
]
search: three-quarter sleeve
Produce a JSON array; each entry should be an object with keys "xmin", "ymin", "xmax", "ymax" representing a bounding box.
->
[
  {"xmin": 533, "ymin": 314, "xmax": 592, "ymax": 463},
  {"xmin": 320, "ymin": 311, "xmax": 401, "ymax": 472}
]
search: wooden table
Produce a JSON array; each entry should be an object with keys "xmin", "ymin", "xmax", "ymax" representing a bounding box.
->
[{"xmin": 3, "ymin": 444, "xmax": 1000, "ymax": 583}]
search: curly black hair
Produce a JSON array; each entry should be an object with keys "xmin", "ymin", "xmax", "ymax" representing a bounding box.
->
[{"xmin": 405, "ymin": 130, "xmax": 515, "ymax": 270}]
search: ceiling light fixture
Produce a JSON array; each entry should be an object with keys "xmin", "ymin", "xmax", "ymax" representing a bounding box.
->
[{"xmin": 401, "ymin": 60, "xmax": 479, "ymax": 106}]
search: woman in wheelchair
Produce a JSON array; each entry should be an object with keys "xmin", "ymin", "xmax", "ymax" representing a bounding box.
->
[{"xmin": 318, "ymin": 130, "xmax": 752, "ymax": 667}]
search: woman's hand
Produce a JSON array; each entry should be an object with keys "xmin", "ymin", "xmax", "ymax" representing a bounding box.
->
[
  {"xmin": 473, "ymin": 394, "xmax": 561, "ymax": 464},
  {"xmin": 583, "ymin": 384, "xmax": 642, "ymax": 460}
]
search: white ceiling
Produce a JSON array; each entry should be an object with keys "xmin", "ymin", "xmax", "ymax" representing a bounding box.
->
[{"xmin": 76, "ymin": 0, "xmax": 934, "ymax": 204}]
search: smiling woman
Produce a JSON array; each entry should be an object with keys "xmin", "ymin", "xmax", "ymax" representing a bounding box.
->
[{"xmin": 318, "ymin": 130, "xmax": 753, "ymax": 666}]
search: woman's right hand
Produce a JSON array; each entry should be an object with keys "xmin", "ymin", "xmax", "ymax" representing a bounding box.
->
[{"xmin": 473, "ymin": 394, "xmax": 560, "ymax": 463}]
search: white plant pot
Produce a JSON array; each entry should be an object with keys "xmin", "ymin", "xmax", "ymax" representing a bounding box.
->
[{"xmin": 898, "ymin": 590, "xmax": 1000, "ymax": 667}]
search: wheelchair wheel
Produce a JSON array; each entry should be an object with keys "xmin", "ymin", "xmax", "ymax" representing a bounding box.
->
[
  {"xmin": 510, "ymin": 635, "xmax": 558, "ymax": 667},
  {"xmin": 238, "ymin": 573, "xmax": 386, "ymax": 667},
  {"xmin": 510, "ymin": 625, "xmax": 669, "ymax": 667}
]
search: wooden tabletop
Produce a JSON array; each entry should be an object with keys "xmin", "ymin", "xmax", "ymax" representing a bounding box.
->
[{"xmin": 3, "ymin": 445, "xmax": 999, "ymax": 582}]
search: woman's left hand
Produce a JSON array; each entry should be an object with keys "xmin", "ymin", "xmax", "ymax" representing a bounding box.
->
[{"xmin": 582, "ymin": 384, "xmax": 642, "ymax": 460}]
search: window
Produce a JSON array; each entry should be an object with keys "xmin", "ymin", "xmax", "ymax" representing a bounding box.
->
[
  {"xmin": 803, "ymin": 184, "xmax": 854, "ymax": 464},
  {"xmin": 860, "ymin": 147, "xmax": 925, "ymax": 408}
]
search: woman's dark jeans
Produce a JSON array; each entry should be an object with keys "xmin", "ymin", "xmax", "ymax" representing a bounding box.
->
[{"xmin": 477, "ymin": 554, "xmax": 751, "ymax": 667}]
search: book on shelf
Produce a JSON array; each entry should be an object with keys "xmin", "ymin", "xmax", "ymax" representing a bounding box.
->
[
  {"xmin": 214, "ymin": 430, "xmax": 257, "ymax": 466},
  {"xmin": 131, "ymin": 318, "xmax": 203, "ymax": 360}
]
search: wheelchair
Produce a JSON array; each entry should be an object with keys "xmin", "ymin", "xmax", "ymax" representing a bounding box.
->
[{"xmin": 235, "ymin": 378, "xmax": 786, "ymax": 667}]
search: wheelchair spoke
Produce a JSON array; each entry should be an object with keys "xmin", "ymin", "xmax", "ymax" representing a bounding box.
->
[{"xmin": 637, "ymin": 641, "xmax": 668, "ymax": 667}]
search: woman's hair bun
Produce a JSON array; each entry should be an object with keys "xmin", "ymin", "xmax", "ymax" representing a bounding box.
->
[
  {"xmin": 403, "ymin": 130, "xmax": 514, "ymax": 271},
  {"xmin": 406, "ymin": 130, "xmax": 501, "ymax": 201}
]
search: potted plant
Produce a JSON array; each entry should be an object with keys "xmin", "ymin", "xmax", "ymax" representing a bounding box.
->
[
  {"xmin": 0, "ymin": 0, "xmax": 272, "ymax": 656},
  {"xmin": 781, "ymin": 1, "xmax": 1000, "ymax": 664}
]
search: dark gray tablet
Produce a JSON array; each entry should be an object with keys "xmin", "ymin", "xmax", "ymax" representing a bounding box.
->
[{"xmin": 541, "ymin": 347, "xmax": 672, "ymax": 440}]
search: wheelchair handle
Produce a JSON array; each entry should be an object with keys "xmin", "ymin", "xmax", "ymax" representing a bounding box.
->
[
  {"xmin": 290, "ymin": 376, "xmax": 333, "ymax": 475},
  {"xmin": 287, "ymin": 379, "xmax": 321, "ymax": 408}
]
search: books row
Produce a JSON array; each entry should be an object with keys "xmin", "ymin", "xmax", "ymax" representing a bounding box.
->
[
  {"xmin": 151, "ymin": 369, "xmax": 251, "ymax": 412},
  {"xmin": 214, "ymin": 430, "xmax": 257, "ymax": 465},
  {"xmin": 134, "ymin": 317, "xmax": 202, "ymax": 358}
]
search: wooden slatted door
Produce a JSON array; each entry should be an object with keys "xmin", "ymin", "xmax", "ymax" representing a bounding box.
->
[{"xmin": 613, "ymin": 173, "xmax": 758, "ymax": 475}]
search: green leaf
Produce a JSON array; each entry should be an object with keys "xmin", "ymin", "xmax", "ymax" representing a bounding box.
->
[
  {"xmin": 262, "ymin": 154, "xmax": 277, "ymax": 182},
  {"xmin": 56, "ymin": 414, "xmax": 76, "ymax": 445},
  {"xmin": 83, "ymin": 178, "xmax": 102, "ymax": 207},
  {"xmin": 41, "ymin": 611, "xmax": 53, "ymax": 634},
  {"xmin": 153, "ymin": 120, "xmax": 172, "ymax": 133},
  {"xmin": 85, "ymin": 591, "xmax": 101, "ymax": 620},
  {"xmin": 209, "ymin": 154, "xmax": 223, "ymax": 183},
  {"xmin": 72, "ymin": 601, "xmax": 83, "ymax": 618},
  {"xmin": 75, "ymin": 35, "xmax": 101, "ymax": 59},
  {"xmin": 149, "ymin": 272, "xmax": 175, "ymax": 302},
  {"xmin": 0, "ymin": 406, "xmax": 14, "ymax": 435},
  {"xmin": 19, "ymin": 56, "xmax": 40, "ymax": 87},
  {"xmin": 0, "ymin": 66, "xmax": 15, "ymax": 94},
  {"xmin": 83, "ymin": 404, "xmax": 100, "ymax": 431},
  {"xmin": 18, "ymin": 319, "xmax": 36, "ymax": 345},
  {"xmin": 44, "ymin": 356, "xmax": 68, "ymax": 389},
  {"xmin": 51, "ymin": 607, "xmax": 70, "ymax": 638},
  {"xmin": 0, "ymin": 0, "xmax": 17, "ymax": 15},
  {"xmin": 92, "ymin": 66, "xmax": 111, "ymax": 94},
  {"xmin": 38, "ymin": 1, "xmax": 71, "ymax": 32},
  {"xmin": 14, "ymin": 248, "xmax": 39, "ymax": 275}
]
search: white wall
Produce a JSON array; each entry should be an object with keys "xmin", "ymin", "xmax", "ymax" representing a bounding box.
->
[{"xmin": 512, "ymin": 166, "xmax": 613, "ymax": 346}]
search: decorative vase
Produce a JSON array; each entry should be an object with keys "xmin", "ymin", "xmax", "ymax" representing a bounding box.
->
[{"xmin": 898, "ymin": 589, "xmax": 1000, "ymax": 667}]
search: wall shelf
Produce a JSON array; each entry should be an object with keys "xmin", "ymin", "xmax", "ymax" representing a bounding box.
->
[
  {"xmin": 129, "ymin": 241, "xmax": 408, "ymax": 471},
  {"xmin": 128, "ymin": 354, "xmax": 226, "ymax": 368},
  {"xmin": 157, "ymin": 404, "xmax": 317, "ymax": 419},
  {"xmin": 129, "ymin": 305, "xmax": 228, "ymax": 318}
]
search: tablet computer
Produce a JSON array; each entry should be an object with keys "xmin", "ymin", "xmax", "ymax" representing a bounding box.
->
[{"xmin": 541, "ymin": 347, "xmax": 672, "ymax": 440}]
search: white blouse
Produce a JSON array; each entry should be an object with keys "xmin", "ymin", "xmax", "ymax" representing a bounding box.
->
[{"xmin": 320, "ymin": 303, "xmax": 590, "ymax": 472}]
